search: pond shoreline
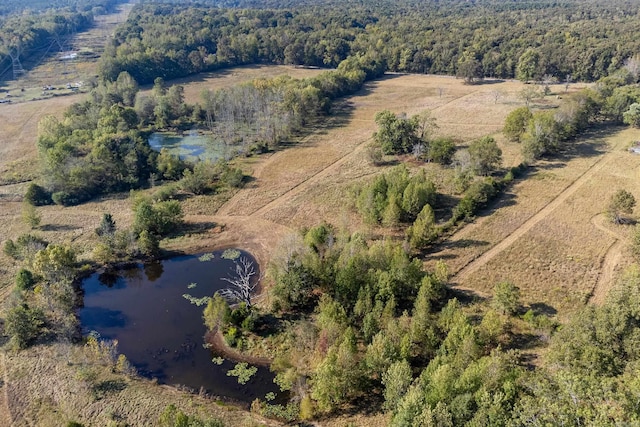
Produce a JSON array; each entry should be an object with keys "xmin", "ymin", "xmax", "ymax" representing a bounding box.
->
[
  {"xmin": 79, "ymin": 248, "xmax": 280, "ymax": 403},
  {"xmin": 205, "ymin": 329, "xmax": 272, "ymax": 367}
]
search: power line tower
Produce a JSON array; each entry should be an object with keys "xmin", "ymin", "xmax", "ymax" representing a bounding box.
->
[{"xmin": 8, "ymin": 47, "xmax": 25, "ymax": 80}]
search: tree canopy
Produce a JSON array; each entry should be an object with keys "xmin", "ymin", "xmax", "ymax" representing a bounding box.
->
[{"xmin": 100, "ymin": 0, "xmax": 640, "ymax": 84}]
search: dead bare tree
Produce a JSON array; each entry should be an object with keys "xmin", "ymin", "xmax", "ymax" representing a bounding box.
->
[
  {"xmin": 220, "ymin": 257, "xmax": 258, "ymax": 307},
  {"xmin": 490, "ymin": 90, "xmax": 502, "ymax": 104}
]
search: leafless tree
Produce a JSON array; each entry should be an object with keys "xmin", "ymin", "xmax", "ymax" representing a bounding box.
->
[
  {"xmin": 519, "ymin": 86, "xmax": 541, "ymax": 107},
  {"xmin": 220, "ymin": 257, "xmax": 259, "ymax": 307},
  {"xmin": 564, "ymin": 74, "xmax": 572, "ymax": 93},
  {"xmin": 415, "ymin": 110, "xmax": 438, "ymax": 140},
  {"xmin": 490, "ymin": 90, "xmax": 502, "ymax": 104},
  {"xmin": 412, "ymin": 142, "xmax": 425, "ymax": 159}
]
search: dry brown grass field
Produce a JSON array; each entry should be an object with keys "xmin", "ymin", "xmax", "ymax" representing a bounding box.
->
[
  {"xmin": 437, "ymin": 126, "xmax": 640, "ymax": 316},
  {"xmin": 139, "ymin": 64, "xmax": 327, "ymax": 104},
  {"xmin": 0, "ymin": 61, "xmax": 634, "ymax": 425}
]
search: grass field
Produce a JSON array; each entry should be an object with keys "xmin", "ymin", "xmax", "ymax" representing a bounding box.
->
[
  {"xmin": 436, "ymin": 125, "xmax": 640, "ymax": 316},
  {"xmin": 0, "ymin": 60, "xmax": 635, "ymax": 425},
  {"xmin": 139, "ymin": 64, "xmax": 327, "ymax": 104}
]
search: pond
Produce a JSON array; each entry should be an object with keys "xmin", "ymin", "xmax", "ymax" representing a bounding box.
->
[
  {"xmin": 148, "ymin": 131, "xmax": 242, "ymax": 162},
  {"xmin": 79, "ymin": 250, "xmax": 279, "ymax": 403}
]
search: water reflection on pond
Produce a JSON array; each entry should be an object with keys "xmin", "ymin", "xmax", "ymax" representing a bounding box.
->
[
  {"xmin": 148, "ymin": 131, "xmax": 240, "ymax": 162},
  {"xmin": 79, "ymin": 251, "xmax": 278, "ymax": 403}
]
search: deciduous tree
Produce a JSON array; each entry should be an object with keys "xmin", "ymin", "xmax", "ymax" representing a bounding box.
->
[
  {"xmin": 468, "ymin": 136, "xmax": 502, "ymax": 176},
  {"xmin": 608, "ymin": 189, "xmax": 636, "ymax": 224}
]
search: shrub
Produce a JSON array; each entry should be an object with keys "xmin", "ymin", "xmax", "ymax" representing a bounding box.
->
[
  {"xmin": 95, "ymin": 213, "xmax": 116, "ymax": 239},
  {"xmin": 427, "ymin": 137, "xmax": 456, "ymax": 164},
  {"xmin": 272, "ymin": 261, "xmax": 316, "ymax": 311},
  {"xmin": 221, "ymin": 166, "xmax": 244, "ymax": 188},
  {"xmin": 224, "ymin": 326, "xmax": 239, "ymax": 347},
  {"xmin": 52, "ymin": 191, "xmax": 82, "ymax": 206},
  {"xmin": 24, "ymin": 183, "xmax": 51, "ymax": 206},
  {"xmin": 158, "ymin": 404, "xmax": 225, "ymax": 427},
  {"xmin": 151, "ymin": 184, "xmax": 178, "ymax": 202},
  {"xmin": 492, "ymin": 281, "xmax": 521, "ymax": 315},
  {"xmin": 468, "ymin": 136, "xmax": 502, "ymax": 175},
  {"xmin": 608, "ymin": 189, "xmax": 636, "ymax": 224},
  {"xmin": 503, "ymin": 106, "xmax": 533, "ymax": 142},
  {"xmin": 3, "ymin": 239, "xmax": 19, "ymax": 259},
  {"xmin": 137, "ymin": 230, "xmax": 159, "ymax": 257},
  {"xmin": 15, "ymin": 269, "xmax": 36, "ymax": 290},
  {"xmin": 133, "ymin": 198, "xmax": 183, "ymax": 237},
  {"xmin": 451, "ymin": 178, "xmax": 499, "ymax": 222},
  {"xmin": 407, "ymin": 204, "xmax": 439, "ymax": 250},
  {"xmin": 5, "ymin": 303, "xmax": 46, "ymax": 349},
  {"xmin": 3, "ymin": 234, "xmax": 48, "ymax": 261},
  {"xmin": 632, "ymin": 225, "xmax": 640, "ymax": 261}
]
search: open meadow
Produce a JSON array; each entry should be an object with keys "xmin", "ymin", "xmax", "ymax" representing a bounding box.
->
[{"xmin": 1, "ymin": 63, "xmax": 637, "ymax": 424}]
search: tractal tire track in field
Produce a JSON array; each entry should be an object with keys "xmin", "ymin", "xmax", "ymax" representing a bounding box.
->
[
  {"xmin": 589, "ymin": 213, "xmax": 628, "ymax": 305},
  {"xmin": 452, "ymin": 143, "xmax": 620, "ymax": 287},
  {"xmin": 250, "ymin": 136, "xmax": 372, "ymax": 218},
  {"xmin": 222, "ymin": 88, "xmax": 481, "ymax": 219}
]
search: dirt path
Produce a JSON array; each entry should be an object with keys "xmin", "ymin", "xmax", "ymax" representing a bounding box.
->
[
  {"xmin": 219, "ymin": 85, "xmax": 483, "ymax": 221},
  {"xmin": 250, "ymin": 136, "xmax": 372, "ymax": 218},
  {"xmin": 451, "ymin": 137, "xmax": 625, "ymax": 290},
  {"xmin": 589, "ymin": 213, "xmax": 628, "ymax": 305}
]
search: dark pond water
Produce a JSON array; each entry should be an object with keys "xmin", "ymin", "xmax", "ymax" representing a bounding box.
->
[{"xmin": 79, "ymin": 250, "xmax": 279, "ymax": 403}]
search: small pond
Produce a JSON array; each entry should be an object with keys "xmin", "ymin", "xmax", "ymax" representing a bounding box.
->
[
  {"xmin": 79, "ymin": 250, "xmax": 279, "ymax": 403},
  {"xmin": 148, "ymin": 131, "xmax": 242, "ymax": 162}
]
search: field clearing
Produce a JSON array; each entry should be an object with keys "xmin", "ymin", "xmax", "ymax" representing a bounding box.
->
[
  {"xmin": 212, "ymin": 75, "xmax": 580, "ymax": 233},
  {"xmin": 439, "ymin": 126, "xmax": 640, "ymax": 315},
  {"xmin": 3, "ymin": 343, "xmax": 273, "ymax": 427},
  {"xmin": 0, "ymin": 97, "xmax": 80, "ymax": 187},
  {"xmin": 139, "ymin": 65, "xmax": 327, "ymax": 104},
  {"xmin": 0, "ymin": 66, "xmax": 617, "ymax": 426}
]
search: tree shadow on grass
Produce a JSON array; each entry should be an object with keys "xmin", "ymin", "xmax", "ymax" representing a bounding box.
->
[
  {"xmin": 441, "ymin": 238, "xmax": 490, "ymax": 250},
  {"xmin": 176, "ymin": 221, "xmax": 218, "ymax": 236},
  {"xmin": 448, "ymin": 287, "xmax": 487, "ymax": 305},
  {"xmin": 92, "ymin": 379, "xmax": 127, "ymax": 400},
  {"xmin": 554, "ymin": 123, "xmax": 622, "ymax": 162},
  {"xmin": 40, "ymin": 224, "xmax": 81, "ymax": 232},
  {"xmin": 528, "ymin": 302, "xmax": 557, "ymax": 316}
]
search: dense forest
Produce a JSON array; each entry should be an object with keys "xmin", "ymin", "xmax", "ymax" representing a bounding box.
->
[
  {"xmin": 0, "ymin": 0, "xmax": 124, "ymax": 15},
  {"xmin": 0, "ymin": 0, "xmax": 126, "ymax": 81},
  {"xmin": 101, "ymin": 0, "xmax": 640, "ymax": 84}
]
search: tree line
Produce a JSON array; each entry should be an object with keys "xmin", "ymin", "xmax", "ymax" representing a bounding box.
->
[
  {"xmin": 100, "ymin": 0, "xmax": 640, "ymax": 85},
  {"xmin": 0, "ymin": 0, "xmax": 124, "ymax": 15}
]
